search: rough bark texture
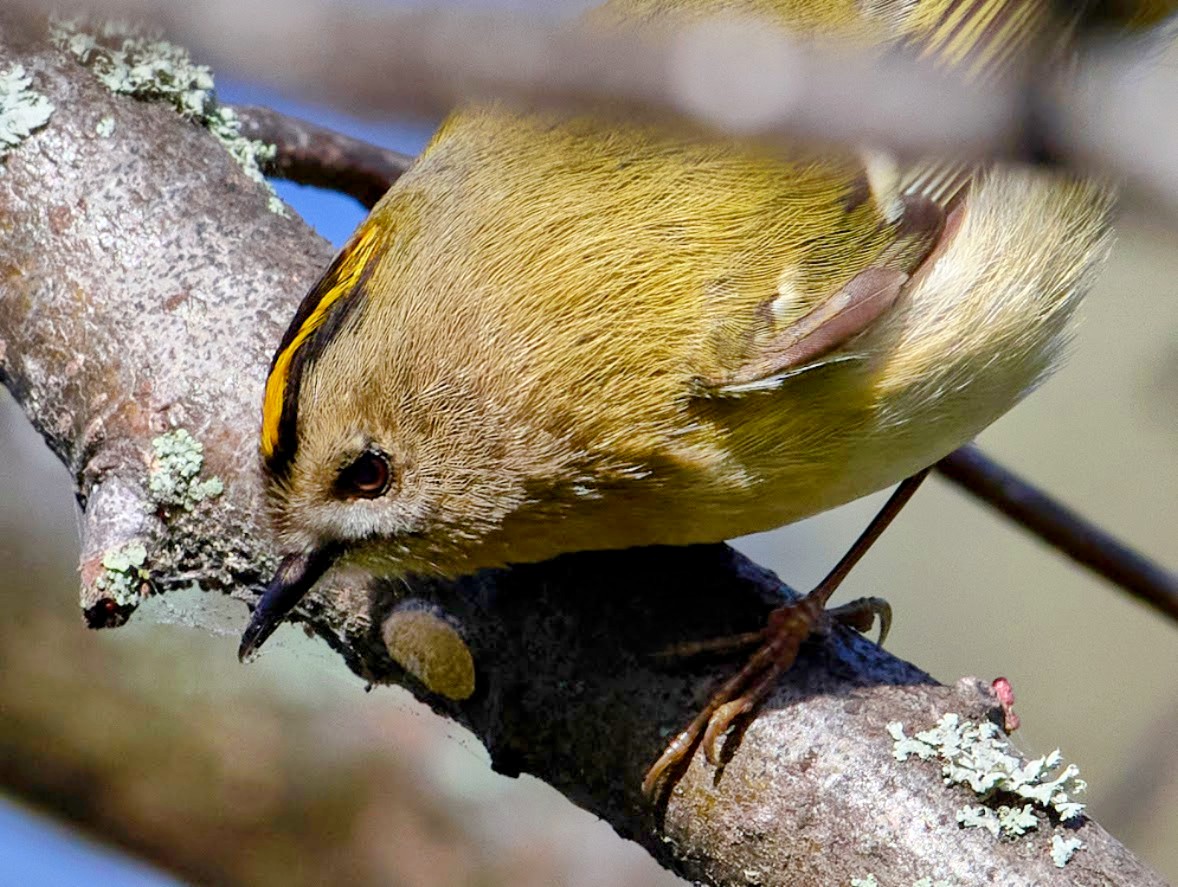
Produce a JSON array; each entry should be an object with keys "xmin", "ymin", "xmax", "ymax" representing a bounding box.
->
[{"xmin": 0, "ymin": 17, "xmax": 1166, "ymax": 887}]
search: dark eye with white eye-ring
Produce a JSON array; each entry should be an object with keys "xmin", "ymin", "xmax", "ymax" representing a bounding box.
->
[{"xmin": 335, "ymin": 447, "xmax": 392, "ymax": 499}]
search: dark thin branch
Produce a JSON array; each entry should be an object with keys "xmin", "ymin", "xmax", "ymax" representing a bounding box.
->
[
  {"xmin": 232, "ymin": 105, "xmax": 414, "ymax": 209},
  {"xmin": 937, "ymin": 444, "xmax": 1178, "ymax": 622}
]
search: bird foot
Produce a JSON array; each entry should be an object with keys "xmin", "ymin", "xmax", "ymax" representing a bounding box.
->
[
  {"xmin": 641, "ymin": 593, "xmax": 892, "ymax": 799},
  {"xmin": 641, "ymin": 470, "xmax": 926, "ymax": 800}
]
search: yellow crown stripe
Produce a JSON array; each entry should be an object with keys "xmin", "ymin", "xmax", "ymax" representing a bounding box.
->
[{"xmin": 260, "ymin": 223, "xmax": 381, "ymax": 460}]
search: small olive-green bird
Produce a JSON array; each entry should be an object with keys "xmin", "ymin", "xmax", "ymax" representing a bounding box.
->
[{"xmin": 240, "ymin": 0, "xmax": 1116, "ymax": 763}]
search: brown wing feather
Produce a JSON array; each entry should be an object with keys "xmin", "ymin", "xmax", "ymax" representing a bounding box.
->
[{"xmin": 699, "ymin": 0, "xmax": 1070, "ymax": 395}]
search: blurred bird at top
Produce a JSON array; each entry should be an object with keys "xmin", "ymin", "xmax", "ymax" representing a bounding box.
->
[{"xmin": 241, "ymin": 0, "xmax": 1119, "ymax": 788}]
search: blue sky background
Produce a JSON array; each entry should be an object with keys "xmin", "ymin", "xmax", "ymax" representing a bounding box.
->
[{"xmin": 0, "ymin": 798, "xmax": 181, "ymax": 887}]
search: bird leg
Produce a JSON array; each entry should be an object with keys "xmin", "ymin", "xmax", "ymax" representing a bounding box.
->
[{"xmin": 642, "ymin": 468, "xmax": 931, "ymax": 799}]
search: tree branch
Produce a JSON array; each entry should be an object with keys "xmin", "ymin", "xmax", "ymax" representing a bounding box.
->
[
  {"xmin": 232, "ymin": 104, "xmax": 413, "ymax": 209},
  {"xmin": 16, "ymin": 0, "xmax": 1178, "ymax": 213},
  {"xmin": 937, "ymin": 445, "xmax": 1178, "ymax": 623},
  {"xmin": 0, "ymin": 15, "xmax": 1167, "ymax": 886}
]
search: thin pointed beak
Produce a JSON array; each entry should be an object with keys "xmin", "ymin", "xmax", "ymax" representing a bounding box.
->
[{"xmin": 239, "ymin": 544, "xmax": 342, "ymax": 661}]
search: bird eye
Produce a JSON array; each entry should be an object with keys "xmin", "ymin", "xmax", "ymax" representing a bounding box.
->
[{"xmin": 336, "ymin": 447, "xmax": 392, "ymax": 499}]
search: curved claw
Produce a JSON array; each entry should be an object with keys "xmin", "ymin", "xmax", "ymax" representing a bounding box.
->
[
  {"xmin": 829, "ymin": 596, "xmax": 892, "ymax": 646},
  {"xmin": 642, "ymin": 723, "xmax": 699, "ymax": 799},
  {"xmin": 873, "ymin": 598, "xmax": 893, "ymax": 646},
  {"xmin": 702, "ymin": 698, "xmax": 751, "ymax": 765},
  {"xmin": 643, "ymin": 607, "xmax": 816, "ymax": 796},
  {"xmin": 702, "ymin": 659, "xmax": 788, "ymax": 764}
]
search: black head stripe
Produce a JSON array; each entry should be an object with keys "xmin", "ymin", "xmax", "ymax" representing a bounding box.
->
[{"xmin": 261, "ymin": 223, "xmax": 381, "ymax": 480}]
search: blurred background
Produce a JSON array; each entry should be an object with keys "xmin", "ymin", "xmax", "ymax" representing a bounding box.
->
[{"xmin": 1, "ymin": 4, "xmax": 1177, "ymax": 884}]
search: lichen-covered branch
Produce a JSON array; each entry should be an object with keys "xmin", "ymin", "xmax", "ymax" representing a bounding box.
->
[{"xmin": 0, "ymin": 15, "xmax": 1166, "ymax": 886}]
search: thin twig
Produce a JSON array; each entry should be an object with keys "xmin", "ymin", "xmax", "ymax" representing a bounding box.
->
[
  {"xmin": 937, "ymin": 444, "xmax": 1178, "ymax": 622},
  {"xmin": 232, "ymin": 105, "xmax": 414, "ymax": 209}
]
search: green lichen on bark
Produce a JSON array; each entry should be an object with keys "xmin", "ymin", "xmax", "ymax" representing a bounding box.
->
[
  {"xmin": 96, "ymin": 541, "xmax": 149, "ymax": 605},
  {"xmin": 1055, "ymin": 833, "xmax": 1079, "ymax": 866},
  {"xmin": 148, "ymin": 428, "xmax": 224, "ymax": 515},
  {"xmin": 1051, "ymin": 835, "xmax": 1085, "ymax": 868},
  {"xmin": 889, "ymin": 714, "xmax": 1087, "ymax": 866},
  {"xmin": 0, "ymin": 64, "xmax": 54, "ymax": 158},
  {"xmin": 49, "ymin": 17, "xmax": 282, "ymax": 213}
]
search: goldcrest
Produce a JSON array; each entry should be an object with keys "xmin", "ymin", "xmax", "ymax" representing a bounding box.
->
[{"xmin": 239, "ymin": 0, "xmax": 1115, "ymax": 659}]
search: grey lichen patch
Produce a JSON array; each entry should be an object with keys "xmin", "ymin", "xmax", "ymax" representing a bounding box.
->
[
  {"xmin": 204, "ymin": 105, "xmax": 283, "ymax": 215},
  {"xmin": 95, "ymin": 540, "xmax": 149, "ymax": 605},
  {"xmin": 1051, "ymin": 834, "xmax": 1084, "ymax": 868},
  {"xmin": 49, "ymin": 17, "xmax": 284, "ymax": 214},
  {"xmin": 957, "ymin": 803, "xmax": 1038, "ymax": 838},
  {"xmin": 147, "ymin": 428, "xmax": 224, "ymax": 516},
  {"xmin": 95, "ymin": 115, "xmax": 115, "ymax": 137},
  {"xmin": 0, "ymin": 65, "xmax": 55, "ymax": 160},
  {"xmin": 889, "ymin": 714, "xmax": 1087, "ymax": 864}
]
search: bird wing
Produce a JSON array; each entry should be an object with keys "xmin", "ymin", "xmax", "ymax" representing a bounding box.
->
[{"xmin": 693, "ymin": 0, "xmax": 1064, "ymax": 395}]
